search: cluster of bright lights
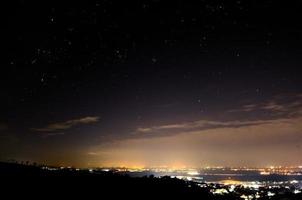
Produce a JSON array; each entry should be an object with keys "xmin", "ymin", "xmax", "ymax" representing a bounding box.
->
[
  {"xmin": 42, "ymin": 166, "xmax": 58, "ymax": 171},
  {"xmin": 240, "ymin": 194, "xmax": 255, "ymax": 199},
  {"xmin": 38, "ymin": 164, "xmax": 302, "ymax": 198},
  {"xmin": 212, "ymin": 188, "xmax": 228, "ymax": 194}
]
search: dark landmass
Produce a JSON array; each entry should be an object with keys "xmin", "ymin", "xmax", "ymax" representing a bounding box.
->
[{"xmin": 1, "ymin": 162, "xmax": 302, "ymax": 199}]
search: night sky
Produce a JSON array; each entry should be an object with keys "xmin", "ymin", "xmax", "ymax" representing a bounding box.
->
[{"xmin": 2, "ymin": 0, "xmax": 302, "ymax": 167}]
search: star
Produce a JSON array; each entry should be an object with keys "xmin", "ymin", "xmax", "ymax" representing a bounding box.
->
[
  {"xmin": 49, "ymin": 17, "xmax": 55, "ymax": 23},
  {"xmin": 152, "ymin": 58, "xmax": 157, "ymax": 63}
]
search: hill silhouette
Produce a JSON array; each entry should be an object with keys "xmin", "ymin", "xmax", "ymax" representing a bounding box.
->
[{"xmin": 1, "ymin": 162, "xmax": 302, "ymax": 200}]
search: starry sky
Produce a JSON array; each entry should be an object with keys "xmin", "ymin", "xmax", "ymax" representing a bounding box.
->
[{"xmin": 2, "ymin": 0, "xmax": 302, "ymax": 167}]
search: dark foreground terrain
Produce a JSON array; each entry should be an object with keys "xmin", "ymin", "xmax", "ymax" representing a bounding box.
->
[{"xmin": 1, "ymin": 162, "xmax": 302, "ymax": 200}]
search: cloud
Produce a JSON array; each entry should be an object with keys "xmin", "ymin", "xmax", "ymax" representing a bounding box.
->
[
  {"xmin": 87, "ymin": 152, "xmax": 99, "ymax": 156},
  {"xmin": 136, "ymin": 128, "xmax": 153, "ymax": 133},
  {"xmin": 136, "ymin": 119, "xmax": 276, "ymax": 136},
  {"xmin": 134, "ymin": 94, "xmax": 302, "ymax": 139},
  {"xmin": 32, "ymin": 116, "xmax": 100, "ymax": 132},
  {"xmin": 228, "ymin": 104, "xmax": 258, "ymax": 112},
  {"xmin": 228, "ymin": 93, "xmax": 302, "ymax": 116}
]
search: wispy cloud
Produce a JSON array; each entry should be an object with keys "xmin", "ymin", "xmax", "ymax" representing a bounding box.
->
[
  {"xmin": 32, "ymin": 116, "xmax": 100, "ymax": 133},
  {"xmin": 87, "ymin": 152, "xmax": 98, "ymax": 156},
  {"xmin": 136, "ymin": 119, "xmax": 286, "ymax": 136},
  {"xmin": 135, "ymin": 93, "xmax": 302, "ymax": 138},
  {"xmin": 228, "ymin": 104, "xmax": 258, "ymax": 112},
  {"xmin": 137, "ymin": 128, "xmax": 153, "ymax": 133},
  {"xmin": 228, "ymin": 93, "xmax": 302, "ymax": 116}
]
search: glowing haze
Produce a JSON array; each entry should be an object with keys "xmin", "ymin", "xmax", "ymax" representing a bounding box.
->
[{"xmin": 86, "ymin": 95, "xmax": 302, "ymax": 168}]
